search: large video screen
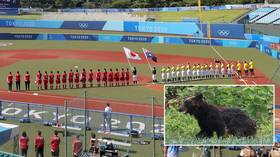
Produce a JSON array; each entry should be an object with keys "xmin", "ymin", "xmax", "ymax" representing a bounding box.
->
[{"xmin": 0, "ymin": 0, "xmax": 19, "ymax": 8}]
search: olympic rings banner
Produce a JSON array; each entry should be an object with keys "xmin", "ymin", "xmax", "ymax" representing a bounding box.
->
[{"xmin": 0, "ymin": 19, "xmax": 245, "ymax": 39}]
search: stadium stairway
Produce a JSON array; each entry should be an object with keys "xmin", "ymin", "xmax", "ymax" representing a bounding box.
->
[
  {"xmin": 255, "ymin": 8, "xmax": 280, "ymax": 24},
  {"xmin": 248, "ymin": 7, "xmax": 276, "ymax": 23}
]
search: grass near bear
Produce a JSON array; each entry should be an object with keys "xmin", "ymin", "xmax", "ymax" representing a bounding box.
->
[{"xmin": 164, "ymin": 85, "xmax": 274, "ymax": 145}]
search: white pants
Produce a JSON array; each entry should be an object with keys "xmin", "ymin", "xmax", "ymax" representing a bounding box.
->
[
  {"xmin": 176, "ymin": 71, "xmax": 180, "ymax": 77},
  {"xmin": 166, "ymin": 73, "xmax": 170, "ymax": 80},
  {"xmin": 210, "ymin": 69, "xmax": 214, "ymax": 76},
  {"xmin": 161, "ymin": 73, "xmax": 165, "ymax": 80},
  {"xmin": 171, "ymin": 71, "xmax": 176, "ymax": 78},
  {"xmin": 215, "ymin": 69, "xmax": 220, "ymax": 75},
  {"xmin": 181, "ymin": 71, "xmax": 186, "ymax": 77},
  {"xmin": 187, "ymin": 70, "xmax": 192, "ymax": 77},
  {"xmin": 133, "ymin": 75, "xmax": 137, "ymax": 81},
  {"xmin": 152, "ymin": 74, "xmax": 156, "ymax": 81},
  {"xmin": 221, "ymin": 68, "xmax": 225, "ymax": 76}
]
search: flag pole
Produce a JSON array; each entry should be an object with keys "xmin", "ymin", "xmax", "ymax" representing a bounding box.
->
[{"xmin": 142, "ymin": 48, "xmax": 153, "ymax": 72}]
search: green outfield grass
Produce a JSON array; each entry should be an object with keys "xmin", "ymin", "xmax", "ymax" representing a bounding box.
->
[
  {"xmin": 133, "ymin": 9, "xmax": 249, "ymax": 22},
  {"xmin": 0, "ymin": 120, "xmax": 163, "ymax": 157},
  {"xmin": 1, "ymin": 40, "xmax": 279, "ymax": 86}
]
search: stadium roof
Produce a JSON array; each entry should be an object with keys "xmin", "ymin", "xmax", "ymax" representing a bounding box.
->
[{"xmin": 0, "ymin": 123, "xmax": 19, "ymax": 145}]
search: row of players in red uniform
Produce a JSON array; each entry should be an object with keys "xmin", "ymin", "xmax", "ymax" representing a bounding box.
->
[{"xmin": 7, "ymin": 68, "xmax": 132, "ymax": 91}]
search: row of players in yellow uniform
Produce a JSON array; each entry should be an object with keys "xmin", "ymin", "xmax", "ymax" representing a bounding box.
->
[{"xmin": 160, "ymin": 60, "xmax": 254, "ymax": 82}]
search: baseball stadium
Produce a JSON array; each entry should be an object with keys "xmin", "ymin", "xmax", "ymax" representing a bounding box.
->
[{"xmin": 0, "ymin": 0, "xmax": 280, "ymax": 156}]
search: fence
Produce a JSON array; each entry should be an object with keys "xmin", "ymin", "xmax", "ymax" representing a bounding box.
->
[
  {"xmin": 0, "ymin": 100, "xmax": 163, "ymax": 137},
  {"xmin": 0, "ymin": 19, "xmax": 246, "ymax": 38}
]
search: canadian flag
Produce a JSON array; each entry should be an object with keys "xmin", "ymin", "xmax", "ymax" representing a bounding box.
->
[{"xmin": 123, "ymin": 47, "xmax": 141, "ymax": 60}]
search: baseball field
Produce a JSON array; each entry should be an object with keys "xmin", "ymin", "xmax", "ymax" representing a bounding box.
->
[{"xmin": 0, "ymin": 23, "xmax": 280, "ymax": 156}]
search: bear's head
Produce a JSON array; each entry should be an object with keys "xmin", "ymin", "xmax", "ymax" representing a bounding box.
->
[{"xmin": 178, "ymin": 93, "xmax": 204, "ymax": 115}]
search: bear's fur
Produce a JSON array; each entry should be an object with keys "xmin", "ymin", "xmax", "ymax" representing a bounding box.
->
[{"xmin": 178, "ymin": 93, "xmax": 256, "ymax": 138}]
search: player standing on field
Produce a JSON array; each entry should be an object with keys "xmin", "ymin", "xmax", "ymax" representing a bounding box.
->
[
  {"xmin": 103, "ymin": 68, "xmax": 108, "ymax": 87},
  {"xmin": 24, "ymin": 71, "xmax": 30, "ymax": 91},
  {"xmin": 74, "ymin": 70, "xmax": 80, "ymax": 88},
  {"xmin": 50, "ymin": 130, "xmax": 60, "ymax": 157},
  {"xmin": 62, "ymin": 71, "xmax": 67, "ymax": 89},
  {"xmin": 221, "ymin": 62, "xmax": 225, "ymax": 78},
  {"xmin": 81, "ymin": 68, "xmax": 87, "ymax": 88},
  {"xmin": 7, "ymin": 72, "xmax": 13, "ymax": 91},
  {"xmin": 43, "ymin": 71, "xmax": 48, "ymax": 90},
  {"xmin": 114, "ymin": 68, "xmax": 120, "ymax": 86},
  {"xmin": 68, "ymin": 69, "xmax": 74, "ymax": 89},
  {"xmin": 36, "ymin": 71, "xmax": 42, "ymax": 90},
  {"xmin": 15, "ymin": 71, "xmax": 21, "ymax": 91},
  {"xmin": 132, "ymin": 67, "xmax": 137, "ymax": 85},
  {"xmin": 55, "ymin": 71, "xmax": 61, "ymax": 89},
  {"xmin": 237, "ymin": 61, "xmax": 242, "ymax": 78},
  {"xmin": 49, "ymin": 71, "xmax": 54, "ymax": 90},
  {"xmin": 161, "ymin": 66, "xmax": 166, "ymax": 83},
  {"xmin": 108, "ymin": 69, "xmax": 114, "ymax": 87},
  {"xmin": 152, "ymin": 67, "xmax": 157, "ymax": 83},
  {"xmin": 244, "ymin": 61, "xmax": 249, "ymax": 78},
  {"xmin": 96, "ymin": 69, "xmax": 101, "ymax": 87},
  {"xmin": 120, "ymin": 68, "xmax": 125, "ymax": 86},
  {"xmin": 125, "ymin": 68, "xmax": 130, "ymax": 85},
  {"xmin": 249, "ymin": 59, "xmax": 254, "ymax": 78},
  {"xmin": 166, "ymin": 67, "xmax": 170, "ymax": 82},
  {"xmin": 88, "ymin": 69, "xmax": 94, "ymax": 87}
]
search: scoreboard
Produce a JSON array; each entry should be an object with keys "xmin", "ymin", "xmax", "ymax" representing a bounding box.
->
[{"xmin": 0, "ymin": 0, "xmax": 19, "ymax": 8}]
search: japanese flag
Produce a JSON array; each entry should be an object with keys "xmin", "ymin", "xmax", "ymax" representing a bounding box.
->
[{"xmin": 123, "ymin": 47, "xmax": 141, "ymax": 60}]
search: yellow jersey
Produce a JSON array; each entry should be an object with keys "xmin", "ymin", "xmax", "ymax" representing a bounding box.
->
[
  {"xmin": 171, "ymin": 66, "xmax": 175, "ymax": 72},
  {"xmin": 166, "ymin": 68, "xmax": 170, "ymax": 73},
  {"xmin": 249, "ymin": 61, "xmax": 254, "ymax": 69},
  {"xmin": 196, "ymin": 65, "xmax": 200, "ymax": 70},
  {"xmin": 221, "ymin": 63, "xmax": 224, "ymax": 69},
  {"xmin": 176, "ymin": 66, "xmax": 180, "ymax": 71},
  {"xmin": 227, "ymin": 64, "xmax": 230, "ymax": 68},
  {"xmin": 186, "ymin": 65, "xmax": 190, "ymax": 70},
  {"xmin": 192, "ymin": 65, "xmax": 196, "ymax": 70},
  {"xmin": 200, "ymin": 65, "xmax": 204, "ymax": 70},
  {"xmin": 244, "ymin": 63, "xmax": 249, "ymax": 71},
  {"xmin": 181, "ymin": 65, "xmax": 185, "ymax": 70},
  {"xmin": 209, "ymin": 64, "xmax": 213, "ymax": 69},
  {"xmin": 205, "ymin": 65, "xmax": 208, "ymax": 69},
  {"xmin": 161, "ymin": 68, "xmax": 165, "ymax": 73},
  {"xmin": 237, "ymin": 63, "xmax": 241, "ymax": 71},
  {"xmin": 215, "ymin": 64, "xmax": 219, "ymax": 69}
]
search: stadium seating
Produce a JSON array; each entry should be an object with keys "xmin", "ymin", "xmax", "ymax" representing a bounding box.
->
[
  {"xmin": 40, "ymin": 12, "xmax": 147, "ymax": 21},
  {"xmin": 248, "ymin": 7, "xmax": 276, "ymax": 23},
  {"xmin": 0, "ymin": 151, "xmax": 22, "ymax": 157},
  {"xmin": 255, "ymin": 8, "xmax": 280, "ymax": 24},
  {"xmin": 273, "ymin": 19, "xmax": 280, "ymax": 24}
]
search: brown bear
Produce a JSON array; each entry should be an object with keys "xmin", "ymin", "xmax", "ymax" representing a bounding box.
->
[{"xmin": 178, "ymin": 93, "xmax": 256, "ymax": 138}]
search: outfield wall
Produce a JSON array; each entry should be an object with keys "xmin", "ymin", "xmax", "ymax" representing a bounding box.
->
[
  {"xmin": 0, "ymin": 33, "xmax": 256, "ymax": 48},
  {"xmin": 0, "ymin": 19, "xmax": 246, "ymax": 39},
  {"xmin": 0, "ymin": 100, "xmax": 163, "ymax": 137}
]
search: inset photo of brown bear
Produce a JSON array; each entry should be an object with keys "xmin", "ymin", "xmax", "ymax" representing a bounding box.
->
[{"xmin": 164, "ymin": 85, "xmax": 274, "ymax": 145}]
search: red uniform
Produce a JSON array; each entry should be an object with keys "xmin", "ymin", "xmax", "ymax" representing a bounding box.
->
[
  {"xmin": 16, "ymin": 73, "xmax": 21, "ymax": 82},
  {"xmin": 108, "ymin": 72, "xmax": 114, "ymax": 82},
  {"xmin": 68, "ymin": 72, "xmax": 74, "ymax": 83},
  {"xmin": 50, "ymin": 136, "xmax": 60, "ymax": 153},
  {"xmin": 88, "ymin": 72, "xmax": 93, "ymax": 82},
  {"xmin": 75, "ymin": 72, "xmax": 79, "ymax": 83},
  {"xmin": 7, "ymin": 74, "xmax": 13, "ymax": 84},
  {"xmin": 102, "ymin": 71, "xmax": 107, "ymax": 82},
  {"xmin": 35, "ymin": 135, "xmax": 44, "ymax": 149},
  {"xmin": 49, "ymin": 73, "xmax": 54, "ymax": 85},
  {"xmin": 56, "ymin": 73, "xmax": 60, "ymax": 84},
  {"xmin": 62, "ymin": 73, "xmax": 67, "ymax": 83},
  {"xmin": 72, "ymin": 138, "xmax": 82, "ymax": 156},
  {"xmin": 81, "ymin": 71, "xmax": 86, "ymax": 83},
  {"xmin": 36, "ymin": 73, "xmax": 42, "ymax": 85},
  {"xmin": 114, "ymin": 71, "xmax": 120, "ymax": 82},
  {"xmin": 125, "ymin": 71, "xmax": 130, "ymax": 81},
  {"xmin": 43, "ymin": 74, "xmax": 48, "ymax": 84},
  {"xmin": 120, "ymin": 71, "xmax": 125, "ymax": 81},
  {"xmin": 24, "ymin": 74, "xmax": 30, "ymax": 82},
  {"xmin": 19, "ymin": 136, "xmax": 29, "ymax": 150},
  {"xmin": 96, "ymin": 72, "xmax": 101, "ymax": 82}
]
